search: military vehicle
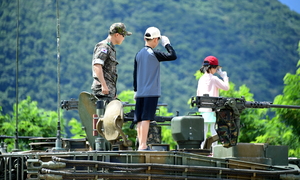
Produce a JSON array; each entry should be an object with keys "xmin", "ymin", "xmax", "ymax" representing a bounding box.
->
[
  {"xmin": 1, "ymin": 92, "xmax": 300, "ymax": 180},
  {"xmin": 2, "ymin": 1, "xmax": 300, "ymax": 179}
]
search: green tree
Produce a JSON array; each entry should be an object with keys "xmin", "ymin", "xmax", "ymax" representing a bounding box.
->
[
  {"xmin": 0, "ymin": 96, "xmax": 66, "ymax": 152},
  {"xmin": 254, "ymin": 59, "xmax": 300, "ymax": 157},
  {"xmin": 68, "ymin": 118, "xmax": 86, "ymax": 139},
  {"xmin": 273, "ymin": 59, "xmax": 300, "ymax": 138}
]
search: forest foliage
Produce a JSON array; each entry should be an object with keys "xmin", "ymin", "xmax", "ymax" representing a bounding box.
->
[
  {"xmin": 1, "ymin": 57, "xmax": 299, "ymax": 156},
  {"xmin": 1, "ymin": 0, "xmax": 300, "ymax": 119}
]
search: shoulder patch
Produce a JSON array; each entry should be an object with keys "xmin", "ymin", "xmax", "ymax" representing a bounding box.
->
[{"xmin": 101, "ymin": 48, "xmax": 108, "ymax": 54}]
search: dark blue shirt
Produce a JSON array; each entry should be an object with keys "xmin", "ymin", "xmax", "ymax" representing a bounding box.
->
[{"xmin": 133, "ymin": 44, "xmax": 177, "ymax": 97}]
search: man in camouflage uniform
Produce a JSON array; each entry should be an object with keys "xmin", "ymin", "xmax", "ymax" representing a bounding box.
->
[{"xmin": 91, "ymin": 22, "xmax": 132, "ymax": 99}]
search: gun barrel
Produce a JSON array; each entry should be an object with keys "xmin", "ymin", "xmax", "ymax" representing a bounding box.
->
[
  {"xmin": 245, "ymin": 101, "xmax": 300, "ymax": 109},
  {"xmin": 269, "ymin": 104, "xmax": 300, "ymax": 109},
  {"xmin": 244, "ymin": 101, "xmax": 272, "ymax": 108},
  {"xmin": 154, "ymin": 116, "xmax": 173, "ymax": 122},
  {"xmin": 61, "ymin": 99, "xmax": 79, "ymax": 110},
  {"xmin": 122, "ymin": 102, "xmax": 168, "ymax": 107}
]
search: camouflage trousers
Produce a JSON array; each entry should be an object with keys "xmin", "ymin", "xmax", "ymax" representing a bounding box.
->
[
  {"xmin": 147, "ymin": 121, "xmax": 161, "ymax": 144},
  {"xmin": 91, "ymin": 81, "xmax": 116, "ymax": 99},
  {"xmin": 215, "ymin": 109, "xmax": 239, "ymax": 148}
]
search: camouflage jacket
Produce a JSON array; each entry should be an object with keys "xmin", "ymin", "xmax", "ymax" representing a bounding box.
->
[{"xmin": 91, "ymin": 37, "xmax": 118, "ymax": 98}]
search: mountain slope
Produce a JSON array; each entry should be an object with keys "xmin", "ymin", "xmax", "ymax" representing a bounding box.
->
[{"xmin": 1, "ymin": 0, "xmax": 300, "ymax": 117}]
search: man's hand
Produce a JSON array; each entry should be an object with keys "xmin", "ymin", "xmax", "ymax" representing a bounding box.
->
[
  {"xmin": 161, "ymin": 36, "xmax": 170, "ymax": 47},
  {"xmin": 94, "ymin": 64, "xmax": 110, "ymax": 94},
  {"xmin": 102, "ymin": 85, "xmax": 109, "ymax": 94}
]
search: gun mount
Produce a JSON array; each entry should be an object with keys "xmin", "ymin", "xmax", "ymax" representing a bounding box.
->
[{"xmin": 191, "ymin": 94, "xmax": 300, "ymax": 148}]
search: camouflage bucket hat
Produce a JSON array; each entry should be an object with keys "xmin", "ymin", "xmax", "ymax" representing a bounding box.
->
[{"xmin": 109, "ymin": 22, "xmax": 132, "ymax": 36}]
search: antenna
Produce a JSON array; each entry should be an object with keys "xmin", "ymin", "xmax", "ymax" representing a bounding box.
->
[
  {"xmin": 13, "ymin": 0, "xmax": 20, "ymax": 152},
  {"xmin": 54, "ymin": 0, "xmax": 63, "ymax": 151}
]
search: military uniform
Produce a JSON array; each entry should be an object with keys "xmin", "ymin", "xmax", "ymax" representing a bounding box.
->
[
  {"xmin": 91, "ymin": 37, "xmax": 118, "ymax": 98},
  {"xmin": 91, "ymin": 22, "xmax": 131, "ymax": 99}
]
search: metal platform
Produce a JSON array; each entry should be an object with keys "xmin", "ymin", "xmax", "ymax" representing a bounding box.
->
[{"xmin": 1, "ymin": 150, "xmax": 299, "ymax": 180}]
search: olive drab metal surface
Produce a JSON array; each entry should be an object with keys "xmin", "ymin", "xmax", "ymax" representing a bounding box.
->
[
  {"xmin": 171, "ymin": 115, "xmax": 204, "ymax": 149},
  {"xmin": 78, "ymin": 91, "xmax": 98, "ymax": 149}
]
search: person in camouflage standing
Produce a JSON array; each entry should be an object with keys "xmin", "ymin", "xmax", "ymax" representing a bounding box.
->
[{"xmin": 91, "ymin": 22, "xmax": 132, "ymax": 99}]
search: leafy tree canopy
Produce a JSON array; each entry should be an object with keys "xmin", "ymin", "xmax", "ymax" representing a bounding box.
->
[
  {"xmin": 1, "ymin": 0, "xmax": 300, "ymax": 132},
  {"xmin": 254, "ymin": 56, "xmax": 300, "ymax": 157},
  {"xmin": 0, "ymin": 96, "xmax": 67, "ymax": 152}
]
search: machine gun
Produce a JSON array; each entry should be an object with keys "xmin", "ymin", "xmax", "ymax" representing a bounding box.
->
[
  {"xmin": 191, "ymin": 94, "xmax": 300, "ymax": 148},
  {"xmin": 61, "ymin": 92, "xmax": 174, "ymax": 150}
]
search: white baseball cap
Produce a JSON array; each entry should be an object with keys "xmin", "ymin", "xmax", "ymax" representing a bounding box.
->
[{"xmin": 144, "ymin": 27, "xmax": 161, "ymax": 39}]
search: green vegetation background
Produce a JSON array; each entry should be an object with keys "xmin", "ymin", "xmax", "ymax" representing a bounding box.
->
[
  {"xmin": 1, "ymin": 0, "xmax": 300, "ymax": 117},
  {"xmin": 1, "ymin": 58, "xmax": 299, "ymax": 156}
]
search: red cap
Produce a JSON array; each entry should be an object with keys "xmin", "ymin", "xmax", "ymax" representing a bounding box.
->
[{"xmin": 203, "ymin": 56, "xmax": 219, "ymax": 66}]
